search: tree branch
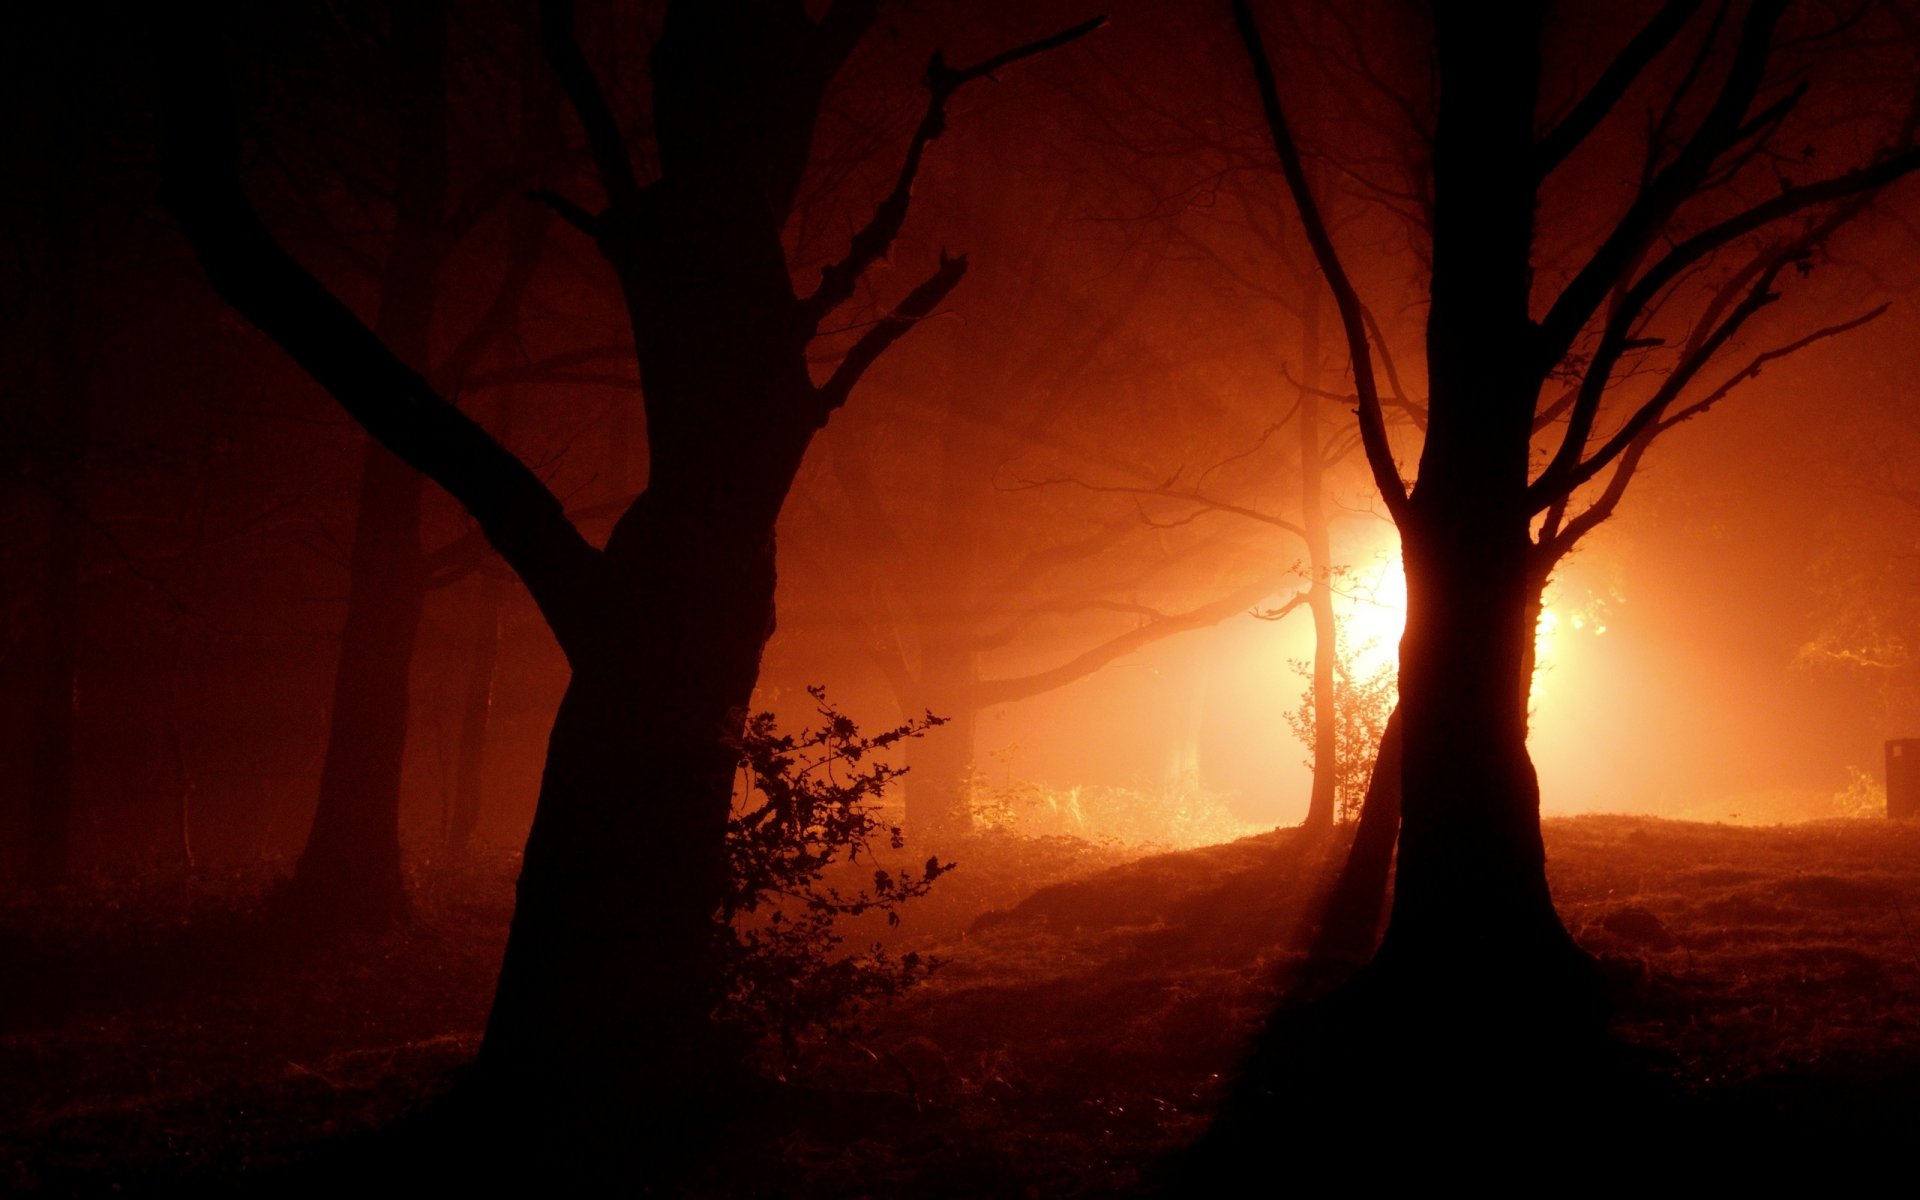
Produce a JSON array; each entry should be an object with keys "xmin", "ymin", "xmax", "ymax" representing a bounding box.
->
[
  {"xmin": 814, "ymin": 252, "xmax": 969, "ymax": 416},
  {"xmin": 1534, "ymin": 0, "xmax": 1704, "ymax": 179},
  {"xmin": 802, "ymin": 15, "xmax": 1107, "ymax": 326},
  {"xmin": 158, "ymin": 37, "xmax": 601, "ymax": 656},
  {"xmin": 537, "ymin": 0, "xmax": 641, "ymax": 212},
  {"xmin": 964, "ymin": 571, "xmax": 1289, "ymax": 709},
  {"xmin": 1230, "ymin": 0, "xmax": 1409, "ymax": 524},
  {"xmin": 1531, "ymin": 147, "xmax": 1920, "ymax": 502},
  {"xmin": 1535, "ymin": 0, "xmax": 1789, "ymax": 368}
]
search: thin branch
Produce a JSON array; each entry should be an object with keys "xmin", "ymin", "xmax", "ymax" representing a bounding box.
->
[
  {"xmin": 1230, "ymin": 0, "xmax": 1409, "ymax": 523},
  {"xmin": 537, "ymin": 0, "xmax": 641, "ymax": 212},
  {"xmin": 1251, "ymin": 590, "xmax": 1309, "ymax": 622},
  {"xmin": 803, "ymin": 15, "xmax": 1107, "ymax": 325},
  {"xmin": 1006, "ymin": 473, "xmax": 1307, "ymax": 537},
  {"xmin": 964, "ymin": 571, "xmax": 1290, "ymax": 709},
  {"xmin": 1535, "ymin": 0, "xmax": 1704, "ymax": 178},
  {"xmin": 815, "ymin": 252, "xmax": 969, "ymax": 415},
  {"xmin": 1532, "ymin": 147, "xmax": 1920, "ymax": 501},
  {"xmin": 1536, "ymin": 0, "xmax": 1790, "ymax": 368}
]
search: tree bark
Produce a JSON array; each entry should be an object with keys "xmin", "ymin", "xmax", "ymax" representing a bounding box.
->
[{"xmin": 1371, "ymin": 6, "xmax": 1589, "ymax": 1007}]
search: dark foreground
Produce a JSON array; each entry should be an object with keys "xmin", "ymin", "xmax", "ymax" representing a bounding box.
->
[{"xmin": 7, "ymin": 816, "xmax": 1920, "ymax": 1193}]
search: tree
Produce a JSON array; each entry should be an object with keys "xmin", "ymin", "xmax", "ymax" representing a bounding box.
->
[
  {"xmin": 159, "ymin": 0, "xmax": 1102, "ymax": 1149},
  {"xmin": 276, "ymin": 4, "xmax": 565, "ymax": 928},
  {"xmin": 1229, "ymin": 0, "xmax": 1920, "ymax": 1018}
]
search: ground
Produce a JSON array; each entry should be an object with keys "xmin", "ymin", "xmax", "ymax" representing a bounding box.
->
[{"xmin": 6, "ymin": 816, "xmax": 1920, "ymax": 1194}]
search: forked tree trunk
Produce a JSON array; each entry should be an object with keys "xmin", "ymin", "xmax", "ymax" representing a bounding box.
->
[
  {"xmin": 1369, "ymin": 7, "xmax": 1587, "ymax": 1008},
  {"xmin": 478, "ymin": 496, "xmax": 780, "ymax": 1127}
]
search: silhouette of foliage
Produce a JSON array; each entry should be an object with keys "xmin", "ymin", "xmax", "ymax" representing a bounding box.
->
[
  {"xmin": 721, "ymin": 687, "xmax": 950, "ymax": 1061},
  {"xmin": 1286, "ymin": 630, "xmax": 1396, "ymax": 823}
]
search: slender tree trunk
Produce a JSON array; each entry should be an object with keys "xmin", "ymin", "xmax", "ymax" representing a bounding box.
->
[
  {"xmin": 905, "ymin": 641, "xmax": 980, "ymax": 836},
  {"xmin": 1296, "ymin": 296, "xmax": 1339, "ymax": 831},
  {"xmin": 447, "ymin": 572, "xmax": 504, "ymax": 859},
  {"xmin": 284, "ymin": 2, "xmax": 446, "ymax": 928},
  {"xmin": 288, "ymin": 447, "xmax": 425, "ymax": 924}
]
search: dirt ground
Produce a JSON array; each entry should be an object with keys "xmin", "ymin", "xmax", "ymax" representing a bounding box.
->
[{"xmin": 7, "ymin": 816, "xmax": 1920, "ymax": 1194}]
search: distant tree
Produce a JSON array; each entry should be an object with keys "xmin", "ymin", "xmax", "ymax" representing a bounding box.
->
[
  {"xmin": 161, "ymin": 0, "xmax": 1101, "ymax": 1152},
  {"xmin": 1231, "ymin": 0, "xmax": 1920, "ymax": 1018}
]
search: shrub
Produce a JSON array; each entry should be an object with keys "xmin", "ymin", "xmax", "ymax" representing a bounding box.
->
[
  {"xmin": 721, "ymin": 688, "xmax": 950, "ymax": 1063},
  {"xmin": 1284, "ymin": 628, "xmax": 1397, "ymax": 822}
]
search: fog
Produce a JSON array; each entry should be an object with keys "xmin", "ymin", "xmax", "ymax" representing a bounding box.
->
[{"xmin": 7, "ymin": 0, "xmax": 1920, "ymax": 1186}]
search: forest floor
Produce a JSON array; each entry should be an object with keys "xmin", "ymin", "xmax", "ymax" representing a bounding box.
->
[{"xmin": 6, "ymin": 816, "xmax": 1920, "ymax": 1194}]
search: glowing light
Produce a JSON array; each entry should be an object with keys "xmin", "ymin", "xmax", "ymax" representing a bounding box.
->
[
  {"xmin": 1326, "ymin": 549, "xmax": 1575, "ymax": 693},
  {"xmin": 1337, "ymin": 554, "xmax": 1407, "ymax": 677}
]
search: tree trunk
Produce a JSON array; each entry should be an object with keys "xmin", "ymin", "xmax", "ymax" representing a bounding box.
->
[
  {"xmin": 477, "ymin": 495, "xmax": 778, "ymax": 1143},
  {"xmin": 446, "ymin": 572, "xmax": 504, "ymax": 859},
  {"xmin": 1371, "ymin": 7, "xmax": 1588, "ymax": 1009},
  {"xmin": 287, "ymin": 446, "xmax": 425, "ymax": 925},
  {"xmin": 905, "ymin": 640, "xmax": 980, "ymax": 837},
  {"xmin": 1296, "ymin": 297, "xmax": 1338, "ymax": 832},
  {"xmin": 283, "ymin": 1, "xmax": 446, "ymax": 929}
]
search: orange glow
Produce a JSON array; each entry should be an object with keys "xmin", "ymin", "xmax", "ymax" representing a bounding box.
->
[{"xmin": 1327, "ymin": 546, "xmax": 1593, "ymax": 697}]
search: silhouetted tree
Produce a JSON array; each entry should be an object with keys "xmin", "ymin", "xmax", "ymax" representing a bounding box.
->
[
  {"xmin": 160, "ymin": 0, "xmax": 1101, "ymax": 1150},
  {"xmin": 279, "ymin": 3, "xmax": 562, "ymax": 929},
  {"xmin": 1233, "ymin": 0, "xmax": 1920, "ymax": 1009}
]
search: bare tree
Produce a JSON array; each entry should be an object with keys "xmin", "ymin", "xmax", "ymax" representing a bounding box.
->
[
  {"xmin": 159, "ymin": 0, "xmax": 1102, "ymax": 1146},
  {"xmin": 1232, "ymin": 0, "xmax": 1920, "ymax": 1010}
]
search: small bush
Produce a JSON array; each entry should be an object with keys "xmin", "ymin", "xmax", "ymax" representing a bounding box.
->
[
  {"xmin": 1284, "ymin": 629, "xmax": 1396, "ymax": 822},
  {"xmin": 721, "ymin": 688, "xmax": 951, "ymax": 1063}
]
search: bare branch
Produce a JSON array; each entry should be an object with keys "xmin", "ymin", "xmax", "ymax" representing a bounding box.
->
[
  {"xmin": 529, "ymin": 188, "xmax": 600, "ymax": 238},
  {"xmin": 1536, "ymin": 0, "xmax": 1790, "ymax": 367},
  {"xmin": 965, "ymin": 571, "xmax": 1289, "ymax": 709},
  {"xmin": 815, "ymin": 252, "xmax": 969, "ymax": 415},
  {"xmin": 1230, "ymin": 0, "xmax": 1409, "ymax": 523},
  {"xmin": 803, "ymin": 15, "xmax": 1107, "ymax": 326},
  {"xmin": 1252, "ymin": 590, "xmax": 1309, "ymax": 622},
  {"xmin": 1535, "ymin": 0, "xmax": 1704, "ymax": 179},
  {"xmin": 1007, "ymin": 473, "xmax": 1307, "ymax": 537},
  {"xmin": 159, "ymin": 37, "xmax": 601, "ymax": 656},
  {"xmin": 537, "ymin": 0, "xmax": 641, "ymax": 212},
  {"xmin": 1532, "ymin": 149, "xmax": 1920, "ymax": 501},
  {"xmin": 1654, "ymin": 302, "xmax": 1888, "ymax": 434}
]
